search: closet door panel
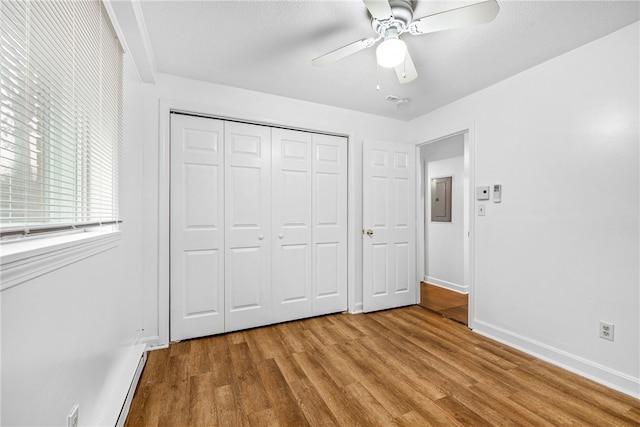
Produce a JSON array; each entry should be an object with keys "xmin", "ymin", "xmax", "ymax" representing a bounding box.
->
[
  {"xmin": 170, "ymin": 114, "xmax": 225, "ymax": 341},
  {"xmin": 272, "ymin": 129, "xmax": 313, "ymax": 322},
  {"xmin": 225, "ymin": 122, "xmax": 272, "ymax": 332},
  {"xmin": 312, "ymin": 134, "xmax": 348, "ymax": 315}
]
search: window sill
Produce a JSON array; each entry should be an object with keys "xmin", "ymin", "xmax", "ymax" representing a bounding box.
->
[{"xmin": 0, "ymin": 230, "xmax": 121, "ymax": 291}]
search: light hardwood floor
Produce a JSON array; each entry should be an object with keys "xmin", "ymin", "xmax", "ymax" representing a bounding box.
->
[
  {"xmin": 125, "ymin": 306, "xmax": 640, "ymax": 426},
  {"xmin": 420, "ymin": 282, "xmax": 469, "ymax": 325}
]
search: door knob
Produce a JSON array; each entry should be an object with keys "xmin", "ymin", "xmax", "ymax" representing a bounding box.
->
[
  {"xmin": 278, "ymin": 233, "xmax": 284, "ymax": 239},
  {"xmin": 258, "ymin": 234, "xmax": 264, "ymax": 240},
  {"xmin": 366, "ymin": 229, "xmax": 374, "ymax": 237}
]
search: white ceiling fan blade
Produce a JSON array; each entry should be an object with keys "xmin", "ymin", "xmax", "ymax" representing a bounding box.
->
[
  {"xmin": 312, "ymin": 37, "xmax": 377, "ymax": 67},
  {"xmin": 362, "ymin": 0, "xmax": 393, "ymax": 21},
  {"xmin": 394, "ymin": 49, "xmax": 418, "ymax": 84},
  {"xmin": 409, "ymin": 0, "xmax": 499, "ymax": 35}
]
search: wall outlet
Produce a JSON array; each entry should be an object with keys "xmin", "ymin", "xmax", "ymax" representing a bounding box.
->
[
  {"xmin": 67, "ymin": 404, "xmax": 79, "ymax": 427},
  {"xmin": 599, "ymin": 321, "xmax": 614, "ymax": 341}
]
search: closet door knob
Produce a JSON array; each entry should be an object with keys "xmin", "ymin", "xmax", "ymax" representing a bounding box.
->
[
  {"xmin": 278, "ymin": 233, "xmax": 284, "ymax": 239},
  {"xmin": 258, "ymin": 234, "xmax": 264, "ymax": 240}
]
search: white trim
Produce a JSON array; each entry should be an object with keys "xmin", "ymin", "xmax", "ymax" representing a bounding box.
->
[
  {"xmin": 353, "ymin": 302, "xmax": 364, "ymax": 314},
  {"xmin": 0, "ymin": 231, "xmax": 121, "ymax": 291},
  {"xmin": 424, "ymin": 276, "xmax": 468, "ymax": 294},
  {"xmin": 415, "ymin": 145, "xmax": 423, "ymax": 305},
  {"xmin": 158, "ymin": 100, "xmax": 171, "ymax": 347},
  {"xmin": 474, "ymin": 320, "xmax": 640, "ymax": 399},
  {"xmin": 157, "ymin": 98, "xmax": 356, "ymax": 345},
  {"xmin": 105, "ymin": 0, "xmax": 157, "ymax": 83},
  {"xmin": 347, "ymin": 130, "xmax": 358, "ymax": 314},
  {"xmin": 138, "ymin": 335, "xmax": 161, "ymax": 349}
]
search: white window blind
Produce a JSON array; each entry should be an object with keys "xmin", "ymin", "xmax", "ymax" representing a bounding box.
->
[{"xmin": 0, "ymin": 0, "xmax": 123, "ymax": 237}]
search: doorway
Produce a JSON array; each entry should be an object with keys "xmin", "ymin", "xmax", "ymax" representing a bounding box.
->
[{"xmin": 418, "ymin": 132, "xmax": 471, "ymax": 325}]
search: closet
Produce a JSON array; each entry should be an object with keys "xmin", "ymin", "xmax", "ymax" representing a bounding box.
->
[{"xmin": 170, "ymin": 113, "xmax": 347, "ymax": 341}]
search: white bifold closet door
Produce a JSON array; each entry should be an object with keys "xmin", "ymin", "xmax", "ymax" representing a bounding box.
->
[
  {"xmin": 271, "ymin": 129, "xmax": 348, "ymax": 323},
  {"xmin": 310, "ymin": 133, "xmax": 348, "ymax": 315},
  {"xmin": 170, "ymin": 114, "xmax": 347, "ymax": 341},
  {"xmin": 224, "ymin": 121, "xmax": 272, "ymax": 332},
  {"xmin": 170, "ymin": 115, "xmax": 225, "ymax": 341}
]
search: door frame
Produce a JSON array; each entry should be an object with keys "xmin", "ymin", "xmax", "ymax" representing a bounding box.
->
[
  {"xmin": 155, "ymin": 99, "xmax": 355, "ymax": 347},
  {"xmin": 414, "ymin": 122, "xmax": 476, "ymax": 329}
]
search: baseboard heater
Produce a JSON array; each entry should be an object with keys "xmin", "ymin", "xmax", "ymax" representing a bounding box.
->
[{"xmin": 116, "ymin": 345, "xmax": 147, "ymax": 427}]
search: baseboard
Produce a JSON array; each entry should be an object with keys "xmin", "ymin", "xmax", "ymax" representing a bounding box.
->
[
  {"xmin": 139, "ymin": 334, "xmax": 160, "ymax": 348},
  {"xmin": 116, "ymin": 346, "xmax": 147, "ymax": 427},
  {"xmin": 473, "ymin": 319, "xmax": 640, "ymax": 399},
  {"xmin": 424, "ymin": 276, "xmax": 468, "ymax": 294}
]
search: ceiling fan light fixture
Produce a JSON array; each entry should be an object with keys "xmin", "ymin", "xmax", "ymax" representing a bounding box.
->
[{"xmin": 376, "ymin": 35, "xmax": 406, "ymax": 68}]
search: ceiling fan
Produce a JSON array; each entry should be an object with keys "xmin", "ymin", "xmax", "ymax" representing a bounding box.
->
[{"xmin": 312, "ymin": 0, "xmax": 500, "ymax": 84}]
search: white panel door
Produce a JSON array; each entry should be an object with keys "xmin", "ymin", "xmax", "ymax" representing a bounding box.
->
[
  {"xmin": 312, "ymin": 134, "xmax": 348, "ymax": 315},
  {"xmin": 272, "ymin": 129, "xmax": 313, "ymax": 322},
  {"xmin": 363, "ymin": 140, "xmax": 416, "ymax": 312},
  {"xmin": 170, "ymin": 114, "xmax": 225, "ymax": 340},
  {"xmin": 225, "ymin": 122, "xmax": 272, "ymax": 332}
]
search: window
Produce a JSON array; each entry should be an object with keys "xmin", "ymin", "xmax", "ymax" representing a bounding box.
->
[{"xmin": 0, "ymin": 0, "xmax": 123, "ymax": 238}]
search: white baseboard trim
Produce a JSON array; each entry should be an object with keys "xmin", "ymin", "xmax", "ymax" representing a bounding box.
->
[
  {"xmin": 424, "ymin": 276, "xmax": 468, "ymax": 294},
  {"xmin": 139, "ymin": 335, "xmax": 161, "ymax": 348},
  {"xmin": 473, "ymin": 319, "xmax": 640, "ymax": 399}
]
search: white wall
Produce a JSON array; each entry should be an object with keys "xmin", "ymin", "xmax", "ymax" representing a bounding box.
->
[
  {"xmin": 1, "ymin": 57, "xmax": 145, "ymax": 426},
  {"xmin": 126, "ymin": 73, "xmax": 410, "ymax": 346},
  {"xmin": 409, "ymin": 22, "xmax": 640, "ymax": 396},
  {"xmin": 426, "ymin": 156, "xmax": 465, "ymax": 292}
]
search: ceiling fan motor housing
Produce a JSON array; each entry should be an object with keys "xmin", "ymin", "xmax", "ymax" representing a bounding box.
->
[{"xmin": 371, "ymin": 0, "xmax": 414, "ymax": 36}]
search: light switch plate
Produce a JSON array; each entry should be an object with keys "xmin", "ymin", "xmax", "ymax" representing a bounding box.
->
[{"xmin": 478, "ymin": 205, "xmax": 486, "ymax": 216}]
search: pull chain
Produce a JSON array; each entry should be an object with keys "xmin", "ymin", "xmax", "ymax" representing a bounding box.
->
[
  {"xmin": 403, "ymin": 57, "xmax": 407, "ymax": 79},
  {"xmin": 376, "ymin": 63, "xmax": 380, "ymax": 91}
]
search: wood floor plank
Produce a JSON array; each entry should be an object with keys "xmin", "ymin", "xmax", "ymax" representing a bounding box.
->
[
  {"xmin": 158, "ymin": 380, "xmax": 190, "ymax": 425},
  {"xmin": 215, "ymin": 384, "xmax": 248, "ymax": 427},
  {"xmin": 344, "ymin": 381, "xmax": 396, "ymax": 426},
  {"xmin": 292, "ymin": 350, "xmax": 372, "ymax": 426},
  {"xmin": 288, "ymin": 377, "xmax": 339, "ymax": 426},
  {"xmin": 125, "ymin": 306, "xmax": 640, "ymax": 426},
  {"xmin": 466, "ymin": 381, "xmax": 556, "ymax": 427},
  {"xmin": 188, "ymin": 372, "xmax": 218, "ymax": 426},
  {"xmin": 626, "ymin": 406, "xmax": 640, "ymax": 423},
  {"xmin": 434, "ymin": 395, "xmax": 493, "ymax": 426},
  {"xmin": 272, "ymin": 354, "xmax": 307, "ymax": 386},
  {"xmin": 508, "ymin": 366, "xmax": 639, "ymax": 426},
  {"xmin": 256, "ymin": 358, "xmax": 310, "ymax": 427},
  {"xmin": 123, "ymin": 383, "xmax": 167, "ymax": 427},
  {"xmin": 138, "ymin": 347, "xmax": 170, "ymax": 386},
  {"xmin": 228, "ymin": 341, "xmax": 272, "ymax": 416},
  {"xmin": 274, "ymin": 320, "xmax": 309, "ymax": 354},
  {"xmin": 336, "ymin": 342, "xmax": 414, "ymax": 418},
  {"xmin": 247, "ymin": 408, "xmax": 280, "ymax": 427},
  {"xmin": 393, "ymin": 410, "xmax": 432, "ymax": 426},
  {"xmin": 420, "ymin": 282, "xmax": 468, "ymax": 324}
]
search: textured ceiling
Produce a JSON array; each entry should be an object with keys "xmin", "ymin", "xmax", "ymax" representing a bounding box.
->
[{"xmin": 137, "ymin": 0, "xmax": 639, "ymax": 120}]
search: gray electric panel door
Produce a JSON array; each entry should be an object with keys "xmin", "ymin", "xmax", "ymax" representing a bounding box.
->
[{"xmin": 431, "ymin": 177, "xmax": 452, "ymax": 222}]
